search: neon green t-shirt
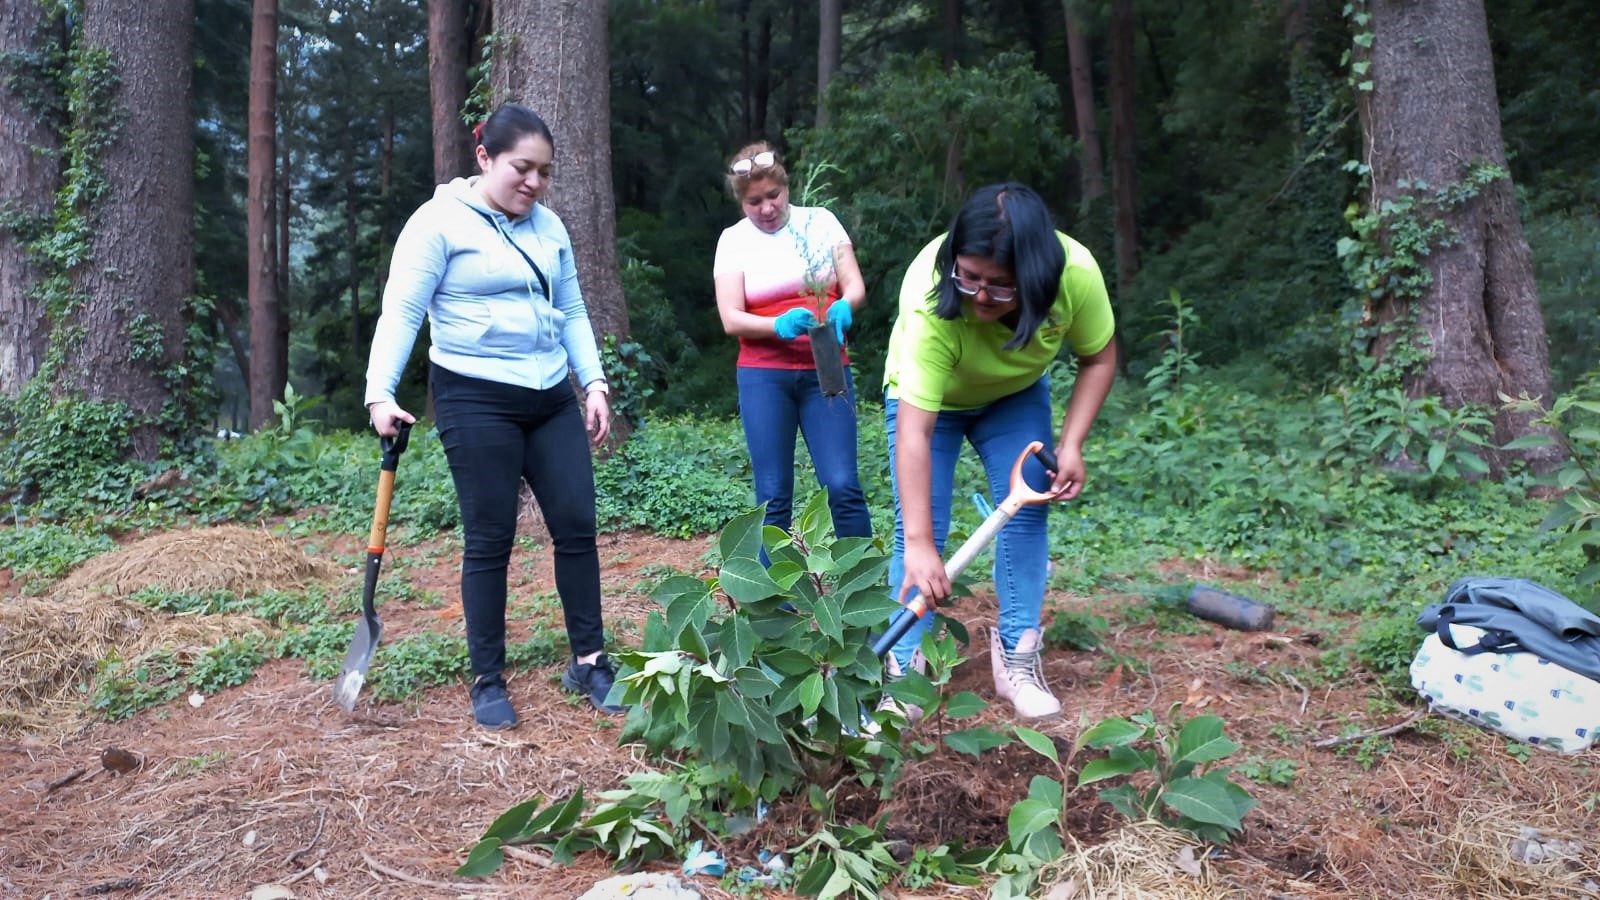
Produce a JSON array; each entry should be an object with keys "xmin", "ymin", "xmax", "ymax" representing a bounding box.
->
[{"xmin": 883, "ymin": 232, "xmax": 1115, "ymax": 411}]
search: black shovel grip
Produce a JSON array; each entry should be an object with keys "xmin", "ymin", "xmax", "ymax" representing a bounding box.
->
[
  {"xmin": 380, "ymin": 421, "xmax": 412, "ymax": 471},
  {"xmin": 1035, "ymin": 444, "xmax": 1059, "ymax": 475}
]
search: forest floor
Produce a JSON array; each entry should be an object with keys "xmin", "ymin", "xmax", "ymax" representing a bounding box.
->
[{"xmin": 3, "ymin": 523, "xmax": 1598, "ymax": 899}]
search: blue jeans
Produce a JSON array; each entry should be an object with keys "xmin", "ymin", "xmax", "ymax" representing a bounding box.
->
[
  {"xmin": 885, "ymin": 377, "xmax": 1054, "ymax": 667},
  {"xmin": 737, "ymin": 366, "xmax": 871, "ymax": 542}
]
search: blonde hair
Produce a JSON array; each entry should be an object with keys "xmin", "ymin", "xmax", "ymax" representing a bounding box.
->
[{"xmin": 724, "ymin": 141, "xmax": 788, "ymax": 198}]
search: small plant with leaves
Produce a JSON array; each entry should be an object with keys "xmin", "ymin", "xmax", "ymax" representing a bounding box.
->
[
  {"xmin": 1503, "ymin": 374, "xmax": 1600, "ymax": 586},
  {"xmin": 1075, "ymin": 705, "xmax": 1257, "ymax": 844},
  {"xmin": 790, "ymin": 820, "xmax": 905, "ymax": 899}
]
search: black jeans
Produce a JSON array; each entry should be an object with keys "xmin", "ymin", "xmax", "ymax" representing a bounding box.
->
[{"xmin": 431, "ymin": 364, "xmax": 605, "ymax": 678}]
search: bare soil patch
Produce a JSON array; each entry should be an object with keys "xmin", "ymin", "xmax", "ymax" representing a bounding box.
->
[{"xmin": 3, "ymin": 526, "xmax": 1597, "ymax": 898}]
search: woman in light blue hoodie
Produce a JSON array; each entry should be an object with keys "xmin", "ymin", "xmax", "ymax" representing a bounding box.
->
[{"xmin": 365, "ymin": 103, "xmax": 621, "ymax": 730}]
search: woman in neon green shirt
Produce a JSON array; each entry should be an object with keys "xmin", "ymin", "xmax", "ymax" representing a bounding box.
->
[{"xmin": 882, "ymin": 182, "xmax": 1117, "ymax": 720}]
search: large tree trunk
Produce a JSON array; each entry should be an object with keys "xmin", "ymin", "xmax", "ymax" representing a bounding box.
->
[
  {"xmin": 428, "ymin": 0, "xmax": 476, "ymax": 183},
  {"xmin": 1361, "ymin": 0, "xmax": 1560, "ymax": 473},
  {"xmin": 941, "ymin": 0, "xmax": 962, "ymax": 70},
  {"xmin": 1108, "ymin": 0, "xmax": 1139, "ymax": 299},
  {"xmin": 0, "ymin": 0, "xmax": 59, "ymax": 397},
  {"xmin": 247, "ymin": 0, "xmax": 283, "ymax": 431},
  {"xmin": 65, "ymin": 0, "xmax": 195, "ymax": 460},
  {"xmin": 815, "ymin": 0, "xmax": 841, "ymax": 127},
  {"xmin": 493, "ymin": 0, "xmax": 629, "ymax": 439},
  {"xmin": 1062, "ymin": 0, "xmax": 1105, "ymax": 205}
]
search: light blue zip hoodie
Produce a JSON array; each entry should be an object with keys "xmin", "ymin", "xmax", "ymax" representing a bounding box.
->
[{"xmin": 364, "ymin": 177, "xmax": 605, "ymax": 407}]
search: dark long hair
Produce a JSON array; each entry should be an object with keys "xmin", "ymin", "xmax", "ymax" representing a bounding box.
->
[
  {"xmin": 476, "ymin": 103, "xmax": 555, "ymax": 158},
  {"xmin": 929, "ymin": 183, "xmax": 1065, "ymax": 349}
]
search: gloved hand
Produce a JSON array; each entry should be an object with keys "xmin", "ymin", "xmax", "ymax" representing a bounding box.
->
[
  {"xmin": 825, "ymin": 300, "xmax": 853, "ymax": 345},
  {"xmin": 773, "ymin": 307, "xmax": 818, "ymax": 341}
]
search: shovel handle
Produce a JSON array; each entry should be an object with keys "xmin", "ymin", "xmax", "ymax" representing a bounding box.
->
[{"xmin": 369, "ymin": 422, "xmax": 410, "ymax": 554}]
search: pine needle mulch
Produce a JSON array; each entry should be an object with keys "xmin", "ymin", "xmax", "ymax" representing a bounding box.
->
[{"xmin": 0, "ymin": 526, "xmax": 340, "ymax": 741}]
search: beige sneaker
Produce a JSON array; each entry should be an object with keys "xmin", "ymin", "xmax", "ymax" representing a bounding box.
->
[
  {"xmin": 875, "ymin": 649, "xmax": 927, "ymax": 725},
  {"xmin": 990, "ymin": 628, "xmax": 1062, "ymax": 720}
]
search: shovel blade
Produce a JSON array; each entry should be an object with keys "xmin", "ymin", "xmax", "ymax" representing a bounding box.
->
[{"xmin": 333, "ymin": 615, "xmax": 383, "ymax": 711}]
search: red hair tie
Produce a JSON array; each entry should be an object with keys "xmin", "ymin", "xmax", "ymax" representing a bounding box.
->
[{"xmin": 473, "ymin": 122, "xmax": 485, "ymax": 143}]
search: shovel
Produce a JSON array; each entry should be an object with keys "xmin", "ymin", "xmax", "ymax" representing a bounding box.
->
[
  {"xmin": 333, "ymin": 421, "xmax": 411, "ymax": 711},
  {"xmin": 872, "ymin": 440, "xmax": 1061, "ymax": 659}
]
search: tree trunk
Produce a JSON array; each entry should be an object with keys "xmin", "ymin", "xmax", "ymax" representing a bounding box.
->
[
  {"xmin": 492, "ymin": 0, "xmax": 630, "ymax": 440},
  {"xmin": 1063, "ymin": 0, "xmax": 1105, "ymax": 204},
  {"xmin": 752, "ymin": 7, "xmax": 771, "ymax": 138},
  {"xmin": 1108, "ymin": 0, "xmax": 1139, "ymax": 299},
  {"xmin": 66, "ymin": 0, "xmax": 195, "ymax": 460},
  {"xmin": 0, "ymin": 0, "xmax": 59, "ymax": 398},
  {"xmin": 816, "ymin": 0, "xmax": 841, "ymax": 127},
  {"xmin": 345, "ymin": 163, "xmax": 361, "ymax": 357},
  {"xmin": 1361, "ymin": 0, "xmax": 1560, "ymax": 473},
  {"xmin": 428, "ymin": 0, "xmax": 476, "ymax": 183},
  {"xmin": 942, "ymin": 0, "xmax": 962, "ymax": 70},
  {"xmin": 247, "ymin": 0, "xmax": 283, "ymax": 431}
]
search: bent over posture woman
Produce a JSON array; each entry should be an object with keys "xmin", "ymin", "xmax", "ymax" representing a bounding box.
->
[
  {"xmin": 365, "ymin": 103, "xmax": 622, "ymax": 730},
  {"xmin": 882, "ymin": 182, "xmax": 1117, "ymax": 721}
]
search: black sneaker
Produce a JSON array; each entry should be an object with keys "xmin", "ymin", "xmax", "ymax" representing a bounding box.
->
[
  {"xmin": 562, "ymin": 654, "xmax": 627, "ymax": 714},
  {"xmin": 469, "ymin": 675, "xmax": 519, "ymax": 730}
]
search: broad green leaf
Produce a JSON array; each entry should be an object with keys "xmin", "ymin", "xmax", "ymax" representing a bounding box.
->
[
  {"xmin": 833, "ymin": 555, "xmax": 889, "ymax": 597},
  {"xmin": 813, "ymin": 593, "xmax": 845, "ymax": 645},
  {"xmin": 1027, "ymin": 775, "xmax": 1064, "ymax": 807},
  {"xmin": 1426, "ymin": 441, "xmax": 1446, "ymax": 473},
  {"xmin": 885, "ymin": 671, "xmax": 938, "ymax": 709},
  {"xmin": 651, "ymin": 575, "xmax": 709, "ymax": 607},
  {"xmin": 943, "ymin": 691, "xmax": 988, "ymax": 719},
  {"xmin": 796, "ymin": 489, "xmax": 834, "ymax": 550},
  {"xmin": 720, "ymin": 615, "xmax": 756, "ymax": 670},
  {"xmin": 1013, "ymin": 726, "xmax": 1059, "ymax": 763},
  {"xmin": 1175, "ymin": 715, "xmax": 1238, "ymax": 765},
  {"xmin": 718, "ymin": 505, "xmax": 766, "ymax": 563},
  {"xmin": 768, "ymin": 559, "xmax": 805, "ymax": 589},
  {"xmin": 733, "ymin": 665, "xmax": 778, "ymax": 698},
  {"xmin": 483, "ymin": 798, "xmax": 540, "ymax": 840},
  {"xmin": 720, "ymin": 557, "xmax": 784, "ymax": 604},
  {"xmin": 945, "ymin": 727, "xmax": 1012, "ymax": 758},
  {"xmin": 1162, "ymin": 775, "xmax": 1246, "ymax": 829},
  {"xmin": 665, "ymin": 590, "xmax": 713, "ymax": 643},
  {"xmin": 454, "ymin": 838, "xmax": 504, "ymax": 877},
  {"xmin": 1077, "ymin": 756, "xmax": 1142, "ymax": 786},
  {"xmin": 1077, "ymin": 717, "xmax": 1146, "ymax": 749},
  {"xmin": 1007, "ymin": 798, "xmax": 1057, "ymax": 849},
  {"xmin": 840, "ymin": 589, "xmax": 902, "ymax": 627},
  {"xmin": 530, "ymin": 789, "xmax": 586, "ymax": 835},
  {"xmin": 799, "ymin": 672, "xmax": 825, "ymax": 717}
]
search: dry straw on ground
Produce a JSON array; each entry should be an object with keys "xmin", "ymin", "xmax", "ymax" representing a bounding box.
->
[
  {"xmin": 1035, "ymin": 820, "xmax": 1232, "ymax": 899},
  {"xmin": 0, "ymin": 526, "xmax": 339, "ymax": 741},
  {"xmin": 1432, "ymin": 799, "xmax": 1600, "ymax": 898}
]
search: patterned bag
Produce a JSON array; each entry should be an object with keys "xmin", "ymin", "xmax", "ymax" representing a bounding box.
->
[{"xmin": 1410, "ymin": 626, "xmax": 1600, "ymax": 752}]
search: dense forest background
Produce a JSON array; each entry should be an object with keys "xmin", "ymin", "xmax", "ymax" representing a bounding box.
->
[{"xmin": 0, "ymin": 0, "xmax": 1597, "ymax": 533}]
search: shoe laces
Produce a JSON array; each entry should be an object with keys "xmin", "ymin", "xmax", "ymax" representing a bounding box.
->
[{"xmin": 1000, "ymin": 643, "xmax": 1049, "ymax": 693}]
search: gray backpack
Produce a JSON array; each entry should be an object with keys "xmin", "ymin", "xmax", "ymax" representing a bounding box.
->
[{"xmin": 1416, "ymin": 577, "xmax": 1600, "ymax": 682}]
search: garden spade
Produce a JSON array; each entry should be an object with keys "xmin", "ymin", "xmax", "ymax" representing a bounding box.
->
[
  {"xmin": 872, "ymin": 441, "xmax": 1062, "ymax": 658},
  {"xmin": 333, "ymin": 421, "xmax": 411, "ymax": 711}
]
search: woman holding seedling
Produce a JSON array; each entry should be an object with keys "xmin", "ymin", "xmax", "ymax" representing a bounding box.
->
[
  {"xmin": 881, "ymin": 182, "xmax": 1117, "ymax": 720},
  {"xmin": 712, "ymin": 142, "xmax": 871, "ymax": 544},
  {"xmin": 364, "ymin": 103, "xmax": 622, "ymax": 730}
]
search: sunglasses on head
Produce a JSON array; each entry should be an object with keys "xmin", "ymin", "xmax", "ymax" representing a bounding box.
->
[{"xmin": 728, "ymin": 150, "xmax": 778, "ymax": 176}]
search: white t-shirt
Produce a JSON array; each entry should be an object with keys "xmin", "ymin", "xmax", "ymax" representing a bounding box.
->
[{"xmin": 713, "ymin": 205, "xmax": 852, "ymax": 368}]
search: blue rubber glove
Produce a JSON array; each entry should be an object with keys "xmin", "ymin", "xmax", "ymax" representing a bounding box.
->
[
  {"xmin": 773, "ymin": 308, "xmax": 818, "ymax": 341},
  {"xmin": 825, "ymin": 300, "xmax": 853, "ymax": 345}
]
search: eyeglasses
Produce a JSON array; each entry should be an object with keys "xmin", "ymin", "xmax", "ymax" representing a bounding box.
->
[
  {"xmin": 950, "ymin": 265, "xmax": 1018, "ymax": 302},
  {"xmin": 728, "ymin": 151, "xmax": 778, "ymax": 176}
]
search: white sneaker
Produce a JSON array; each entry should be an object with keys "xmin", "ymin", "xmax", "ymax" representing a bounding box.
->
[
  {"xmin": 875, "ymin": 649, "xmax": 927, "ymax": 725},
  {"xmin": 991, "ymin": 628, "xmax": 1061, "ymax": 720}
]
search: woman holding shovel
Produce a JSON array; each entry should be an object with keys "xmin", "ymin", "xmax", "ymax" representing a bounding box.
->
[
  {"xmin": 712, "ymin": 142, "xmax": 871, "ymax": 545},
  {"xmin": 882, "ymin": 182, "xmax": 1117, "ymax": 721},
  {"xmin": 364, "ymin": 103, "xmax": 622, "ymax": 730}
]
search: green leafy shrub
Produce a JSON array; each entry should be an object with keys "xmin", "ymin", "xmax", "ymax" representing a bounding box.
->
[
  {"xmin": 187, "ymin": 636, "xmax": 268, "ymax": 694},
  {"xmin": 0, "ymin": 523, "xmax": 114, "ymax": 582},
  {"xmin": 594, "ymin": 415, "xmax": 751, "ymax": 537},
  {"xmin": 1075, "ymin": 706, "xmax": 1258, "ymax": 844}
]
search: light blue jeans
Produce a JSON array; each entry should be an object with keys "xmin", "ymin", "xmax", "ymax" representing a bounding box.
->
[
  {"xmin": 885, "ymin": 376, "xmax": 1054, "ymax": 668},
  {"xmin": 737, "ymin": 366, "xmax": 871, "ymax": 541}
]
